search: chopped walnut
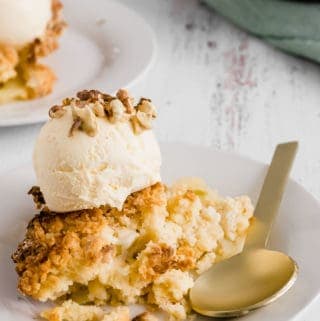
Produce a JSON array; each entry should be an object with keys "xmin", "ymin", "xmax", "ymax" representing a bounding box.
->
[
  {"xmin": 62, "ymin": 97, "xmax": 72, "ymax": 106},
  {"xmin": 92, "ymin": 101, "xmax": 105, "ymax": 117},
  {"xmin": 68, "ymin": 116, "xmax": 82, "ymax": 137},
  {"xmin": 136, "ymin": 98, "xmax": 157, "ymax": 118},
  {"xmin": 28, "ymin": 186, "xmax": 46, "ymax": 209},
  {"xmin": 76, "ymin": 89, "xmax": 95, "ymax": 101},
  {"xmin": 48, "ymin": 105, "xmax": 65, "ymax": 118},
  {"xmin": 72, "ymin": 107, "xmax": 97, "ymax": 136},
  {"xmin": 130, "ymin": 97, "xmax": 157, "ymax": 134},
  {"xmin": 71, "ymin": 99, "xmax": 87, "ymax": 109},
  {"xmin": 69, "ymin": 106, "xmax": 97, "ymax": 137},
  {"xmin": 108, "ymin": 99, "xmax": 126, "ymax": 123},
  {"xmin": 77, "ymin": 89, "xmax": 114, "ymax": 103},
  {"xmin": 130, "ymin": 105, "xmax": 155, "ymax": 134},
  {"xmin": 116, "ymin": 88, "xmax": 134, "ymax": 113},
  {"xmin": 137, "ymin": 111, "xmax": 153, "ymax": 129},
  {"xmin": 130, "ymin": 115, "xmax": 144, "ymax": 134},
  {"xmin": 77, "ymin": 89, "xmax": 101, "ymax": 102},
  {"xmin": 49, "ymin": 89, "xmax": 156, "ymax": 137}
]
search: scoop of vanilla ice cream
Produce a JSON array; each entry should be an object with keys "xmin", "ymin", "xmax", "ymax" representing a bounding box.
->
[
  {"xmin": 0, "ymin": 0, "xmax": 51, "ymax": 47},
  {"xmin": 33, "ymin": 108, "xmax": 161, "ymax": 212}
]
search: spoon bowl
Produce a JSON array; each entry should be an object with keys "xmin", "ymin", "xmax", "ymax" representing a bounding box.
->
[
  {"xmin": 190, "ymin": 142, "xmax": 299, "ymax": 318},
  {"xmin": 190, "ymin": 248, "xmax": 298, "ymax": 317}
]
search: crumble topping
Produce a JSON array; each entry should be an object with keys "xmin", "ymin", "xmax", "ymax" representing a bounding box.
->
[
  {"xmin": 48, "ymin": 89, "xmax": 157, "ymax": 136},
  {"xmin": 12, "ymin": 179, "xmax": 253, "ymax": 320}
]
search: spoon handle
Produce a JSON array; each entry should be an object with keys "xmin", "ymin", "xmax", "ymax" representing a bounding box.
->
[{"xmin": 245, "ymin": 142, "xmax": 298, "ymax": 249}]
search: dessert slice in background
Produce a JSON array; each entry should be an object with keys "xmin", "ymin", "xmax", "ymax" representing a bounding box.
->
[{"xmin": 0, "ymin": 0, "xmax": 65, "ymax": 103}]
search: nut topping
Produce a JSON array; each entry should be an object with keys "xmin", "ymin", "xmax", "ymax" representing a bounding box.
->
[
  {"xmin": 136, "ymin": 111, "xmax": 153, "ymax": 129},
  {"xmin": 136, "ymin": 98, "xmax": 157, "ymax": 118},
  {"xmin": 130, "ymin": 115, "xmax": 143, "ymax": 135},
  {"xmin": 69, "ymin": 116, "xmax": 82, "ymax": 137},
  {"xmin": 70, "ymin": 106, "xmax": 97, "ymax": 137},
  {"xmin": 49, "ymin": 89, "xmax": 157, "ymax": 137},
  {"xmin": 116, "ymin": 88, "xmax": 134, "ymax": 113},
  {"xmin": 92, "ymin": 101, "xmax": 105, "ymax": 117},
  {"xmin": 48, "ymin": 105, "xmax": 65, "ymax": 118}
]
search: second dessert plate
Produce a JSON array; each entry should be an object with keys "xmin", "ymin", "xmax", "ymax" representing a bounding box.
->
[
  {"xmin": 0, "ymin": 143, "xmax": 320, "ymax": 320},
  {"xmin": 0, "ymin": 0, "xmax": 156, "ymax": 127}
]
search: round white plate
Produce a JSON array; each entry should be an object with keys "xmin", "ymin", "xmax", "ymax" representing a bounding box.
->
[
  {"xmin": 0, "ymin": 143, "xmax": 320, "ymax": 320},
  {"xmin": 0, "ymin": 0, "xmax": 156, "ymax": 127}
]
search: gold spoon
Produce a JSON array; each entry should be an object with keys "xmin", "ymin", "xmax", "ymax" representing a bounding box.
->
[{"xmin": 190, "ymin": 142, "xmax": 299, "ymax": 318}]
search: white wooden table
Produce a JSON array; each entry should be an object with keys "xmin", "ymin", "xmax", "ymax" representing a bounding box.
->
[{"xmin": 0, "ymin": 1, "xmax": 319, "ymax": 319}]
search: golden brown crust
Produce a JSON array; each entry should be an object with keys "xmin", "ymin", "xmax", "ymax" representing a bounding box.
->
[
  {"xmin": 12, "ymin": 206, "xmax": 115, "ymax": 298},
  {"xmin": 12, "ymin": 183, "xmax": 165, "ymax": 299},
  {"xmin": 120, "ymin": 182, "xmax": 166, "ymax": 217},
  {"xmin": 137, "ymin": 243, "xmax": 175, "ymax": 281},
  {"xmin": 12, "ymin": 179, "xmax": 254, "ymax": 320},
  {"xmin": 137, "ymin": 243, "xmax": 195, "ymax": 282}
]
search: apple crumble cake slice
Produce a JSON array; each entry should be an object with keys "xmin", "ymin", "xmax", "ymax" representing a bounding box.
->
[{"xmin": 12, "ymin": 179, "xmax": 253, "ymax": 320}]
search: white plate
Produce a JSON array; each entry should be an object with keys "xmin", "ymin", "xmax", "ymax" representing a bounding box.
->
[
  {"xmin": 0, "ymin": 143, "xmax": 320, "ymax": 321},
  {"xmin": 0, "ymin": 0, "xmax": 156, "ymax": 127}
]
